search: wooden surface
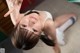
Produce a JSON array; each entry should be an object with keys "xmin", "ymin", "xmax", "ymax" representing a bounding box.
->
[{"xmin": 0, "ymin": 0, "xmax": 14, "ymax": 35}]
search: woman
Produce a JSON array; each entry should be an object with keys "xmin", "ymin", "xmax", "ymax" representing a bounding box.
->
[{"xmin": 4, "ymin": 1, "xmax": 77, "ymax": 53}]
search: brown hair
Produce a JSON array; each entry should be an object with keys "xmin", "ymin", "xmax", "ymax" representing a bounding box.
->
[{"xmin": 11, "ymin": 24, "xmax": 40, "ymax": 50}]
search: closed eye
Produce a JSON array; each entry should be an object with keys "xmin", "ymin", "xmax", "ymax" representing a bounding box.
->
[
  {"xmin": 21, "ymin": 24, "xmax": 27, "ymax": 27},
  {"xmin": 32, "ymin": 28, "xmax": 38, "ymax": 32}
]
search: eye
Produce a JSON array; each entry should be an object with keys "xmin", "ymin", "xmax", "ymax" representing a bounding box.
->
[
  {"xmin": 21, "ymin": 24, "xmax": 27, "ymax": 27},
  {"xmin": 32, "ymin": 28, "xmax": 38, "ymax": 32}
]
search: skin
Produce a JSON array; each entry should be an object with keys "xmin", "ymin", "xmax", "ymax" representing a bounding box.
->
[
  {"xmin": 19, "ymin": 13, "xmax": 43, "ymax": 36},
  {"xmin": 4, "ymin": 1, "xmax": 77, "ymax": 53}
]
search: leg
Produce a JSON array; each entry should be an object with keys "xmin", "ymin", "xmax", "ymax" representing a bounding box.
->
[
  {"xmin": 54, "ymin": 13, "xmax": 77, "ymax": 45},
  {"xmin": 54, "ymin": 13, "xmax": 77, "ymax": 28}
]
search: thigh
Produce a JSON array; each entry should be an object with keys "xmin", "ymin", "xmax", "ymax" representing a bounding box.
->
[{"xmin": 54, "ymin": 13, "xmax": 76, "ymax": 28}]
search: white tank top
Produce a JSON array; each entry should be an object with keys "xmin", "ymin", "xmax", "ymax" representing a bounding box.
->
[
  {"xmin": 43, "ymin": 11, "xmax": 53, "ymax": 20},
  {"xmin": 41, "ymin": 11, "xmax": 53, "ymax": 35}
]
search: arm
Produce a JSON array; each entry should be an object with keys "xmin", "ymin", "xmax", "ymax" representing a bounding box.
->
[
  {"xmin": 44, "ymin": 20, "xmax": 61, "ymax": 53},
  {"xmin": 53, "ymin": 40, "xmax": 61, "ymax": 53}
]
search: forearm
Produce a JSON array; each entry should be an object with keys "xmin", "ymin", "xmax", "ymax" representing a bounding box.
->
[{"xmin": 53, "ymin": 44, "xmax": 61, "ymax": 53}]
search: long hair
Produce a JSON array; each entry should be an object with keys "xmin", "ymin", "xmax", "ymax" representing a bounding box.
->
[{"xmin": 11, "ymin": 24, "xmax": 40, "ymax": 50}]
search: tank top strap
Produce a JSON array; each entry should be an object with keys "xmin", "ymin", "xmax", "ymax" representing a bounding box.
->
[{"xmin": 42, "ymin": 11, "xmax": 53, "ymax": 29}]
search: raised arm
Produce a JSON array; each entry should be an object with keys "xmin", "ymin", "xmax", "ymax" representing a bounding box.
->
[{"xmin": 4, "ymin": 0, "xmax": 23, "ymax": 26}]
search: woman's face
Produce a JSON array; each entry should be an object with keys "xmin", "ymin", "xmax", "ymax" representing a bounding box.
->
[{"xmin": 19, "ymin": 13, "xmax": 42, "ymax": 35}]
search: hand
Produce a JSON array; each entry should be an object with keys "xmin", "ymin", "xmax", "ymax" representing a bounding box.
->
[
  {"xmin": 53, "ymin": 42, "xmax": 61, "ymax": 53},
  {"xmin": 4, "ymin": 7, "xmax": 15, "ymax": 17},
  {"xmin": 4, "ymin": 0, "xmax": 23, "ymax": 25},
  {"xmin": 4, "ymin": 0, "xmax": 22, "ymax": 17}
]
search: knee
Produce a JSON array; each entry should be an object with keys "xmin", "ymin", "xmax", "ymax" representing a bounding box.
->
[
  {"xmin": 69, "ymin": 13, "xmax": 77, "ymax": 18},
  {"xmin": 67, "ymin": 13, "xmax": 77, "ymax": 21},
  {"xmin": 70, "ymin": 13, "xmax": 77, "ymax": 20}
]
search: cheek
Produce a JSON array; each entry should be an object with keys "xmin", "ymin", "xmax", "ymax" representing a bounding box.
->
[
  {"xmin": 34, "ymin": 24, "xmax": 41, "ymax": 29},
  {"xmin": 20, "ymin": 18, "xmax": 29, "ymax": 24}
]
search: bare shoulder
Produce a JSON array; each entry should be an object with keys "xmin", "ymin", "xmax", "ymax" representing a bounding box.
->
[
  {"xmin": 43, "ymin": 19, "xmax": 56, "ymax": 41},
  {"xmin": 43, "ymin": 19, "xmax": 55, "ymax": 34},
  {"xmin": 44, "ymin": 19, "xmax": 55, "ymax": 29}
]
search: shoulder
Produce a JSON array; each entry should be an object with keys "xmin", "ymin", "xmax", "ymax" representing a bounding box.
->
[
  {"xmin": 45, "ymin": 20, "xmax": 54, "ymax": 27},
  {"xmin": 43, "ymin": 19, "xmax": 55, "ymax": 31},
  {"xmin": 42, "ymin": 19, "xmax": 57, "ymax": 41}
]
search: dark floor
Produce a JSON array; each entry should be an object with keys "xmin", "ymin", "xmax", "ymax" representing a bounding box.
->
[{"xmin": 0, "ymin": 37, "xmax": 23, "ymax": 53}]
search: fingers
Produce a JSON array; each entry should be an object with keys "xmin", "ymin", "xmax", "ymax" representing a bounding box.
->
[{"xmin": 4, "ymin": 7, "xmax": 15, "ymax": 17}]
